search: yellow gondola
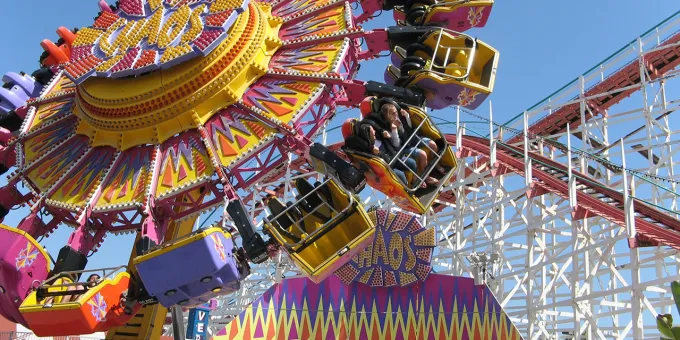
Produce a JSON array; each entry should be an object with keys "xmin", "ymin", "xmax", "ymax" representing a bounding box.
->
[
  {"xmin": 385, "ymin": 28, "xmax": 499, "ymax": 110},
  {"xmin": 263, "ymin": 178, "xmax": 375, "ymax": 283},
  {"xmin": 342, "ymin": 104, "xmax": 457, "ymax": 214}
]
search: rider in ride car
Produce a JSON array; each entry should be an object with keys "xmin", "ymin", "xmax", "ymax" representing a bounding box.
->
[
  {"xmin": 61, "ymin": 274, "xmax": 101, "ymax": 303},
  {"xmin": 44, "ymin": 273, "xmax": 101, "ymax": 305},
  {"xmin": 378, "ymin": 103, "xmax": 440, "ymax": 186},
  {"xmin": 344, "ymin": 122, "xmax": 416, "ymax": 186}
]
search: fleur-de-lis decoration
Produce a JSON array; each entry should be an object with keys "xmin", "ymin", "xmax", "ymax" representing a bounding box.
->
[
  {"xmin": 467, "ymin": 7, "xmax": 485, "ymax": 27},
  {"xmin": 457, "ymin": 88, "xmax": 480, "ymax": 107}
]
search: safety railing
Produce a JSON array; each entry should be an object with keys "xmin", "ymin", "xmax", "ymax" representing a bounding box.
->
[
  {"xmin": 388, "ymin": 108, "xmax": 450, "ymax": 193},
  {"xmin": 414, "ymin": 28, "xmax": 477, "ymax": 82},
  {"xmin": 34, "ymin": 266, "xmax": 127, "ymax": 301},
  {"xmin": 498, "ymin": 9, "xmax": 680, "ymax": 136},
  {"xmin": 431, "ymin": 0, "xmax": 487, "ymax": 8},
  {"xmin": 263, "ymin": 178, "xmax": 357, "ymax": 253}
]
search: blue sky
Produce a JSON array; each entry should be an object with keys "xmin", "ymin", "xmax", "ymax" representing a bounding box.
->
[{"xmin": 0, "ymin": 0, "xmax": 678, "ymax": 289}]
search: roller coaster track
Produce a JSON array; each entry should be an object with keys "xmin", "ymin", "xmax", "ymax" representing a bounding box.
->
[
  {"xmin": 243, "ymin": 134, "xmax": 680, "ymax": 252},
  {"xmin": 505, "ymin": 27, "xmax": 680, "ymax": 145},
  {"xmin": 448, "ymin": 134, "xmax": 680, "ymax": 251}
]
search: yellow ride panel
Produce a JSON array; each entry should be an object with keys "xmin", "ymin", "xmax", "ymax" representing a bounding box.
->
[
  {"xmin": 24, "ymin": 97, "xmax": 74, "ymax": 135},
  {"xmin": 204, "ymin": 108, "xmax": 278, "ymax": 170},
  {"xmin": 47, "ymin": 74, "xmax": 76, "ymax": 94},
  {"xmin": 279, "ymin": 4, "xmax": 349, "ymax": 41},
  {"xmin": 47, "ymin": 148, "xmax": 118, "ymax": 210},
  {"xmin": 242, "ymin": 80, "xmax": 324, "ymax": 126},
  {"xmin": 25, "ymin": 136, "xmax": 91, "ymax": 193},
  {"xmin": 155, "ymin": 133, "xmax": 215, "ymax": 199},
  {"xmin": 94, "ymin": 146, "xmax": 155, "ymax": 211},
  {"xmin": 270, "ymin": 39, "xmax": 349, "ymax": 74},
  {"xmin": 21, "ymin": 117, "xmax": 77, "ymax": 166}
]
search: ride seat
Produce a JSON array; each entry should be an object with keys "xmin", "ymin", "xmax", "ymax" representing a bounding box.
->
[
  {"xmin": 359, "ymin": 97, "xmax": 375, "ymax": 118},
  {"xmin": 341, "ymin": 119, "xmax": 355, "ymax": 139},
  {"xmin": 264, "ymin": 179, "xmax": 375, "ymax": 283},
  {"xmin": 267, "ymin": 198, "xmax": 305, "ymax": 241},
  {"xmin": 44, "ymin": 277, "xmax": 73, "ymax": 304},
  {"xmin": 133, "ymin": 228, "xmax": 244, "ymax": 308}
]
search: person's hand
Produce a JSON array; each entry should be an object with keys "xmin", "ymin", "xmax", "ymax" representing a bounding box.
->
[
  {"xmin": 382, "ymin": 130, "xmax": 391, "ymax": 138},
  {"xmin": 372, "ymin": 146, "xmax": 380, "ymax": 155},
  {"xmin": 400, "ymin": 109, "xmax": 408, "ymax": 117}
]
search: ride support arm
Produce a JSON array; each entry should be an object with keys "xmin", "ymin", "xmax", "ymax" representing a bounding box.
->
[
  {"xmin": 224, "ymin": 185, "xmax": 269, "ymax": 264},
  {"xmin": 0, "ymin": 181, "xmax": 33, "ymax": 221},
  {"xmin": 339, "ymin": 80, "xmax": 425, "ymax": 107}
]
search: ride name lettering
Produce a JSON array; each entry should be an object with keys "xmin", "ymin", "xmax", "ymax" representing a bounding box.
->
[
  {"xmin": 355, "ymin": 232, "xmax": 416, "ymax": 271},
  {"xmin": 87, "ymin": 3, "xmax": 213, "ymax": 62},
  {"xmin": 195, "ymin": 310, "xmax": 207, "ymax": 340}
]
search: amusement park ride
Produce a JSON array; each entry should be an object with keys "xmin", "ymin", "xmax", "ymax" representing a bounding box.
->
[
  {"xmin": 0, "ymin": 0, "xmax": 506, "ymax": 338},
  {"xmin": 5, "ymin": 0, "xmax": 680, "ymax": 338}
]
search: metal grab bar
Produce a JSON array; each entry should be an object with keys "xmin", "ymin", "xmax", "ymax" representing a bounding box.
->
[
  {"xmin": 36, "ymin": 266, "xmax": 127, "ymax": 293},
  {"xmin": 403, "ymin": 28, "xmax": 478, "ymax": 82},
  {"xmin": 387, "ymin": 110, "xmax": 449, "ymax": 193},
  {"xmin": 263, "ymin": 179, "xmax": 357, "ymax": 251}
]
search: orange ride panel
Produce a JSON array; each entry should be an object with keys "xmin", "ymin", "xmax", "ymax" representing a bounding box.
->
[{"xmin": 19, "ymin": 271, "xmax": 140, "ymax": 337}]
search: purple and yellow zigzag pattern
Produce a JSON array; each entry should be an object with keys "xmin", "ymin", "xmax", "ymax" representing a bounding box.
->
[{"xmin": 216, "ymin": 274, "xmax": 523, "ymax": 340}]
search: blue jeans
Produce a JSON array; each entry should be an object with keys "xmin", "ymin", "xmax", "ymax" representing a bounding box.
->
[{"xmin": 392, "ymin": 157, "xmax": 417, "ymax": 185}]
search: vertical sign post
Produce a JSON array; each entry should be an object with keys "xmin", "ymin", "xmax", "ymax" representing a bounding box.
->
[{"xmin": 186, "ymin": 306, "xmax": 211, "ymax": 340}]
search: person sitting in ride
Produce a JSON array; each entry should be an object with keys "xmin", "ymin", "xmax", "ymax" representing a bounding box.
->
[
  {"xmin": 392, "ymin": 103, "xmax": 448, "ymax": 176},
  {"xmin": 61, "ymin": 274, "xmax": 101, "ymax": 303},
  {"xmin": 344, "ymin": 121, "xmax": 417, "ymax": 187},
  {"xmin": 43, "ymin": 273, "xmax": 101, "ymax": 306},
  {"xmin": 372, "ymin": 101, "xmax": 440, "ymax": 186}
]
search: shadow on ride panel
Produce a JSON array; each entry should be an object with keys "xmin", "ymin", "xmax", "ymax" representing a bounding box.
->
[
  {"xmin": 133, "ymin": 227, "xmax": 249, "ymax": 308},
  {"xmin": 19, "ymin": 267, "xmax": 140, "ymax": 337},
  {"xmin": 263, "ymin": 178, "xmax": 375, "ymax": 283},
  {"xmin": 342, "ymin": 104, "xmax": 458, "ymax": 215}
]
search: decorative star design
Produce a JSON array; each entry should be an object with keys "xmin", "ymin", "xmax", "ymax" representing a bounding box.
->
[
  {"xmin": 212, "ymin": 234, "xmax": 227, "ymax": 262},
  {"xmin": 15, "ymin": 243, "xmax": 39, "ymax": 271},
  {"xmin": 88, "ymin": 293, "xmax": 108, "ymax": 322}
]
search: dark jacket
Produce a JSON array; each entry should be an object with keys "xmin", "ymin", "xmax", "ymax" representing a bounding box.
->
[
  {"xmin": 344, "ymin": 122, "xmax": 398, "ymax": 164},
  {"xmin": 397, "ymin": 113, "xmax": 419, "ymax": 148},
  {"xmin": 362, "ymin": 112, "xmax": 391, "ymax": 137}
]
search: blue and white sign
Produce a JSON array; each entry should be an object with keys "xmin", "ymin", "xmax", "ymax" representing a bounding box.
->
[{"xmin": 186, "ymin": 307, "xmax": 211, "ymax": 340}]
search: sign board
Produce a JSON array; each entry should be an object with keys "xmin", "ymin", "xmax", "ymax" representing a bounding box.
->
[
  {"xmin": 334, "ymin": 209, "xmax": 436, "ymax": 287},
  {"xmin": 186, "ymin": 307, "xmax": 211, "ymax": 340}
]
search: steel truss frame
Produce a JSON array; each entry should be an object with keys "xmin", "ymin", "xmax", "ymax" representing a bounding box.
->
[{"xmin": 198, "ymin": 11, "xmax": 680, "ymax": 340}]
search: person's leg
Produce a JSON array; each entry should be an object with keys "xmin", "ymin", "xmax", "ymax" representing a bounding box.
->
[
  {"xmin": 402, "ymin": 157, "xmax": 418, "ymax": 173},
  {"xmin": 393, "ymin": 168, "xmax": 408, "ymax": 185},
  {"xmin": 414, "ymin": 149, "xmax": 427, "ymax": 173},
  {"xmin": 424, "ymin": 138, "xmax": 438, "ymax": 153},
  {"xmin": 60, "ymin": 285, "xmax": 80, "ymax": 303}
]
